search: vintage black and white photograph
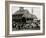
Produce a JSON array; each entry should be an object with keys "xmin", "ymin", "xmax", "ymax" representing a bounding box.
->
[
  {"xmin": 12, "ymin": 7, "xmax": 40, "ymax": 31},
  {"xmin": 10, "ymin": 4, "xmax": 43, "ymax": 33}
]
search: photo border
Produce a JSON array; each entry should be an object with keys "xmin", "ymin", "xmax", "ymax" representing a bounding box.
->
[{"xmin": 5, "ymin": 1, "xmax": 45, "ymax": 37}]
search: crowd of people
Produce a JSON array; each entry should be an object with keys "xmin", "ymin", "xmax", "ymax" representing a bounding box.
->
[{"xmin": 12, "ymin": 19, "xmax": 40, "ymax": 30}]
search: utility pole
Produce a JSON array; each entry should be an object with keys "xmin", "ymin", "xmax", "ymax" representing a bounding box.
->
[{"xmin": 32, "ymin": 7, "xmax": 33, "ymax": 14}]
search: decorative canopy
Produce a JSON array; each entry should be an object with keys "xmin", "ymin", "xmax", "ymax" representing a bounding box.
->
[{"xmin": 14, "ymin": 8, "xmax": 37, "ymax": 19}]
